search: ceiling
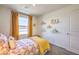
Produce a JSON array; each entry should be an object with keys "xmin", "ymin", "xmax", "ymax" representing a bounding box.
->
[{"xmin": 1, "ymin": 4, "xmax": 70, "ymax": 16}]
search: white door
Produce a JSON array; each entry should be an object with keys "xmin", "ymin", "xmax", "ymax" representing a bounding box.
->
[
  {"xmin": 70, "ymin": 11, "xmax": 79, "ymax": 54},
  {"xmin": 52, "ymin": 15, "xmax": 70, "ymax": 49}
]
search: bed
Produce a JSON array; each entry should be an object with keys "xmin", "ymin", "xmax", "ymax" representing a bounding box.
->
[{"xmin": 0, "ymin": 33, "xmax": 50, "ymax": 55}]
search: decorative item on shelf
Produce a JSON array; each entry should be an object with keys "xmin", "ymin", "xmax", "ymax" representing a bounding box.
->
[
  {"xmin": 56, "ymin": 19, "xmax": 59, "ymax": 24},
  {"xmin": 47, "ymin": 25, "xmax": 52, "ymax": 29},
  {"xmin": 51, "ymin": 28, "xmax": 60, "ymax": 33},
  {"xmin": 33, "ymin": 24, "xmax": 36, "ymax": 27},
  {"xmin": 51, "ymin": 19, "xmax": 60, "ymax": 24}
]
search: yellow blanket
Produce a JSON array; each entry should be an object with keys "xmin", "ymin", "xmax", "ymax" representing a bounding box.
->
[{"xmin": 31, "ymin": 36, "xmax": 50, "ymax": 54}]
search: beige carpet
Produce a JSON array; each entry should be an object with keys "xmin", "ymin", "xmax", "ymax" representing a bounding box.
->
[{"xmin": 45, "ymin": 44, "xmax": 77, "ymax": 55}]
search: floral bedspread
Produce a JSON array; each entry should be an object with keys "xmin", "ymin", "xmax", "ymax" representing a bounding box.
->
[
  {"xmin": 8, "ymin": 39, "xmax": 39, "ymax": 55},
  {"xmin": 0, "ymin": 33, "xmax": 9, "ymax": 54},
  {"xmin": 0, "ymin": 33, "xmax": 39, "ymax": 55}
]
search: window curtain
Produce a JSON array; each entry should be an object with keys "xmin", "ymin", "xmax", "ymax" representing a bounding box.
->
[
  {"xmin": 28, "ymin": 15, "xmax": 32, "ymax": 37},
  {"xmin": 11, "ymin": 11, "xmax": 19, "ymax": 40}
]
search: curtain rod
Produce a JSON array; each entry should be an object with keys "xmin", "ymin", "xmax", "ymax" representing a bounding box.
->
[
  {"xmin": 18, "ymin": 12, "xmax": 29, "ymax": 16},
  {"xmin": 11, "ymin": 9, "xmax": 32, "ymax": 16}
]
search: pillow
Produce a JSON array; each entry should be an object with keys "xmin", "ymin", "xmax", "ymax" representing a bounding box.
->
[
  {"xmin": 0, "ymin": 33, "xmax": 9, "ymax": 48},
  {"xmin": 0, "ymin": 33, "xmax": 8, "ymax": 42},
  {"xmin": 8, "ymin": 36, "xmax": 16, "ymax": 49}
]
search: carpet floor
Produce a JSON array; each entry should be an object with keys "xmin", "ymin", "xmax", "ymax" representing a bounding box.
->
[{"xmin": 45, "ymin": 44, "xmax": 77, "ymax": 55}]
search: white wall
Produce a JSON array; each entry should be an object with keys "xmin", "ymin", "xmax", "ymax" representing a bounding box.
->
[
  {"xmin": 37, "ymin": 5, "xmax": 79, "ymax": 54},
  {"xmin": 0, "ymin": 6, "xmax": 11, "ymax": 36},
  {"xmin": 0, "ymin": 6, "xmax": 38, "ymax": 36},
  {"xmin": 32, "ymin": 16, "xmax": 38, "ymax": 35},
  {"xmin": 38, "ymin": 5, "xmax": 79, "ymax": 37}
]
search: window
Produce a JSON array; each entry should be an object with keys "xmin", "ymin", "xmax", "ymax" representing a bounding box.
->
[{"xmin": 18, "ymin": 15, "xmax": 28, "ymax": 35}]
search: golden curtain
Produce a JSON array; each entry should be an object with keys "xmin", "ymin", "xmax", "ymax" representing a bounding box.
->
[
  {"xmin": 11, "ymin": 11, "xmax": 19, "ymax": 40},
  {"xmin": 28, "ymin": 15, "xmax": 32, "ymax": 37}
]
